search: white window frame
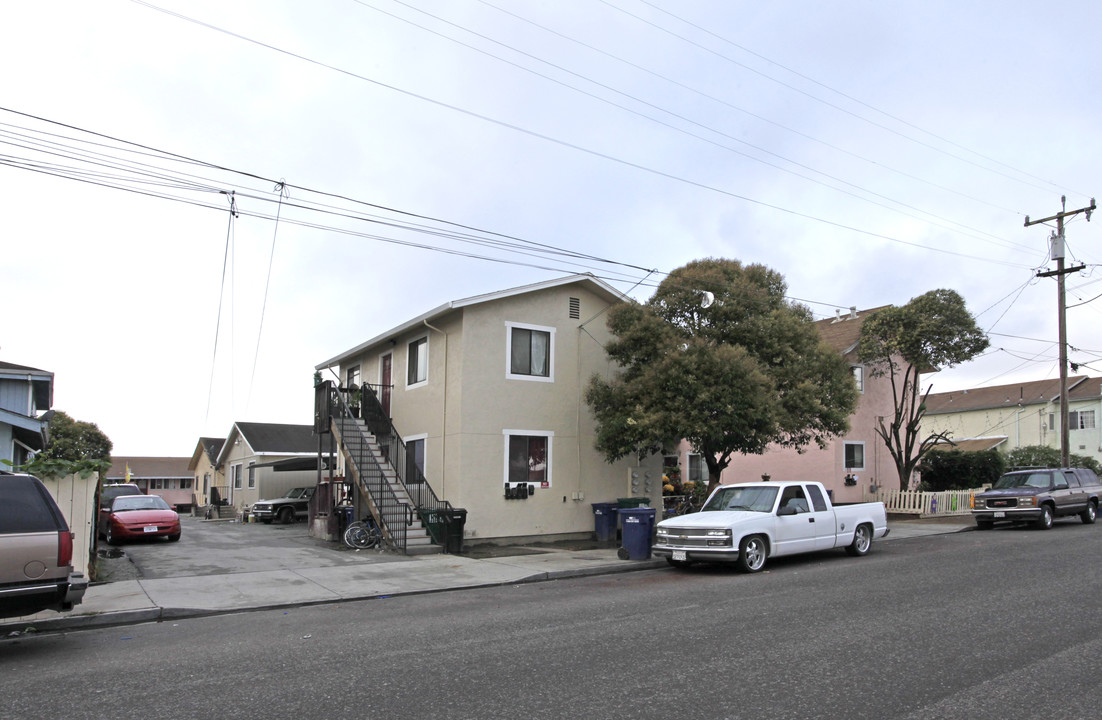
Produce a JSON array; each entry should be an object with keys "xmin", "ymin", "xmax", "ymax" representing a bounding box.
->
[
  {"xmin": 503, "ymin": 429, "xmax": 554, "ymax": 488},
  {"xmin": 851, "ymin": 365, "xmax": 864, "ymax": 393},
  {"xmin": 686, "ymin": 453, "xmax": 704, "ymax": 484},
  {"xmin": 844, "ymin": 442, "xmax": 866, "ymax": 470},
  {"xmin": 1070, "ymin": 410, "xmax": 1096, "ymax": 430},
  {"xmin": 248, "ymin": 462, "xmax": 256, "ymax": 489},
  {"xmin": 231, "ymin": 463, "xmax": 242, "ymax": 490},
  {"xmin": 346, "ymin": 364, "xmax": 361, "ymax": 389},
  {"xmin": 407, "ymin": 335, "xmax": 429, "ymax": 389},
  {"xmin": 505, "ymin": 321, "xmax": 555, "ymax": 383}
]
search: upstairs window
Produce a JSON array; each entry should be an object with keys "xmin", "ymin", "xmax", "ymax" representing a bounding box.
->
[
  {"xmin": 407, "ymin": 336, "xmax": 428, "ymax": 387},
  {"xmin": 506, "ymin": 322, "xmax": 554, "ymax": 381},
  {"xmin": 851, "ymin": 365, "xmax": 864, "ymax": 393}
]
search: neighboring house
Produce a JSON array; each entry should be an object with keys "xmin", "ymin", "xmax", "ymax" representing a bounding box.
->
[
  {"xmin": 106, "ymin": 457, "xmax": 194, "ymax": 511},
  {"xmin": 712, "ymin": 306, "xmax": 902, "ymax": 501},
  {"xmin": 0, "ymin": 361, "xmax": 53, "ymax": 466},
  {"xmin": 315, "ymin": 274, "xmax": 664, "ymax": 545},
  {"xmin": 922, "ymin": 375, "xmax": 1101, "ymax": 465},
  {"xmin": 215, "ymin": 422, "xmax": 321, "ymax": 509},
  {"xmin": 188, "ymin": 437, "xmax": 226, "ymax": 506}
]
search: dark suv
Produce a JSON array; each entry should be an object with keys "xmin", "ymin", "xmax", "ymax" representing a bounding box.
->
[
  {"xmin": 0, "ymin": 472, "xmax": 88, "ymax": 619},
  {"xmin": 971, "ymin": 468, "xmax": 1102, "ymax": 530}
]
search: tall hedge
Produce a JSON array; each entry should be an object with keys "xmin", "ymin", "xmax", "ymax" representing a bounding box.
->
[
  {"xmin": 919, "ymin": 449, "xmax": 1007, "ymax": 491},
  {"xmin": 1005, "ymin": 445, "xmax": 1101, "ymax": 474}
]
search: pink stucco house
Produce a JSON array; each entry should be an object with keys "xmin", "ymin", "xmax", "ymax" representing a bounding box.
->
[{"xmin": 685, "ymin": 306, "xmax": 901, "ymax": 503}]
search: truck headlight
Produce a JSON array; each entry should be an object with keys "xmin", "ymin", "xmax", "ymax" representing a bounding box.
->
[
  {"xmin": 706, "ymin": 529, "xmax": 732, "ymax": 547},
  {"xmin": 1018, "ymin": 497, "xmax": 1036, "ymax": 507}
]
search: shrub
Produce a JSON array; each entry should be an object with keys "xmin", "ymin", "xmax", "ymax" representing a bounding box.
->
[
  {"xmin": 919, "ymin": 449, "xmax": 1006, "ymax": 491},
  {"xmin": 1005, "ymin": 445, "xmax": 1101, "ymax": 474}
]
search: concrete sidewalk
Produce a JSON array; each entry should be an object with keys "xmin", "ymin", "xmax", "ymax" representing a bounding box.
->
[{"xmin": 2, "ymin": 517, "xmax": 972, "ymax": 634}]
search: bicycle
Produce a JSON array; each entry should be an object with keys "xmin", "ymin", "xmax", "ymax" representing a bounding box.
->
[{"xmin": 343, "ymin": 514, "xmax": 383, "ymax": 550}]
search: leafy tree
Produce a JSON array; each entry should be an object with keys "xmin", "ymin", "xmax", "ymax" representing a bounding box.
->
[
  {"xmin": 40, "ymin": 411, "xmax": 113, "ymax": 463},
  {"xmin": 857, "ymin": 289, "xmax": 988, "ymax": 491},
  {"xmin": 1006, "ymin": 444, "xmax": 1100, "ymax": 474},
  {"xmin": 919, "ymin": 449, "xmax": 1006, "ymax": 491},
  {"xmin": 586, "ymin": 258, "xmax": 859, "ymax": 491}
]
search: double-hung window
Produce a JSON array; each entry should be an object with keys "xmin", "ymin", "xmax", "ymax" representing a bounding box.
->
[
  {"xmin": 407, "ymin": 336, "xmax": 428, "ymax": 388},
  {"xmin": 506, "ymin": 322, "xmax": 554, "ymax": 381},
  {"xmin": 504, "ymin": 431, "xmax": 552, "ymax": 487},
  {"xmin": 1070, "ymin": 410, "xmax": 1096, "ymax": 430}
]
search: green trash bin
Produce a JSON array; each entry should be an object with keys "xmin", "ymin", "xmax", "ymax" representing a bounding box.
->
[{"xmin": 617, "ymin": 497, "xmax": 650, "ymax": 509}]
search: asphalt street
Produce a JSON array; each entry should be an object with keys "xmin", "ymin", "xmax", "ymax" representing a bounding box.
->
[{"xmin": 5, "ymin": 517, "xmax": 1101, "ymax": 719}]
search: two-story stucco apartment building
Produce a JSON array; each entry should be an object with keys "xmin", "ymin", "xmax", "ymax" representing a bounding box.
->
[
  {"xmin": 921, "ymin": 375, "xmax": 1101, "ymax": 465},
  {"xmin": 315, "ymin": 274, "xmax": 664, "ymax": 544}
]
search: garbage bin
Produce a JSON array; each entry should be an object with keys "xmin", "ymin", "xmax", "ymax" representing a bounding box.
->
[
  {"xmin": 591, "ymin": 502, "xmax": 619, "ymax": 542},
  {"xmin": 442, "ymin": 508, "xmax": 467, "ymax": 553},
  {"xmin": 618, "ymin": 507, "xmax": 656, "ymax": 560},
  {"xmin": 337, "ymin": 505, "xmax": 355, "ymax": 535}
]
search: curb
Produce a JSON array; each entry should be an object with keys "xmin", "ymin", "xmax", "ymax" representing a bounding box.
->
[{"xmin": 2, "ymin": 556, "xmax": 666, "ymax": 636}]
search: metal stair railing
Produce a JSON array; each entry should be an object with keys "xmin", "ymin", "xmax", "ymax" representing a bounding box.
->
[
  {"xmin": 327, "ymin": 382, "xmax": 410, "ymax": 553},
  {"xmin": 356, "ymin": 382, "xmax": 457, "ymax": 547}
]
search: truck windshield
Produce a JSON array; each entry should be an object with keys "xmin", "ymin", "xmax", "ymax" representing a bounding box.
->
[
  {"xmin": 702, "ymin": 486, "xmax": 778, "ymax": 512},
  {"xmin": 993, "ymin": 472, "xmax": 1051, "ymax": 489}
]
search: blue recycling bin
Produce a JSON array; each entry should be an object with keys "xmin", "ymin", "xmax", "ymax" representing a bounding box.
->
[
  {"xmin": 591, "ymin": 502, "xmax": 619, "ymax": 542},
  {"xmin": 619, "ymin": 507, "xmax": 656, "ymax": 560}
]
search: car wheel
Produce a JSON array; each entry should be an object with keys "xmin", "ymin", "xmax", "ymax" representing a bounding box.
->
[
  {"xmin": 278, "ymin": 507, "xmax": 295, "ymax": 524},
  {"xmin": 735, "ymin": 535, "xmax": 767, "ymax": 573},
  {"xmin": 168, "ymin": 533, "xmax": 180, "ymax": 542},
  {"xmin": 666, "ymin": 557, "xmax": 694, "ymax": 569},
  {"xmin": 976, "ymin": 520, "xmax": 994, "ymax": 531},
  {"xmin": 105, "ymin": 526, "xmax": 118, "ymax": 546},
  {"xmin": 845, "ymin": 523, "xmax": 872, "ymax": 556},
  {"xmin": 1081, "ymin": 501, "xmax": 1097, "ymax": 525},
  {"xmin": 1035, "ymin": 505, "xmax": 1054, "ymax": 530}
]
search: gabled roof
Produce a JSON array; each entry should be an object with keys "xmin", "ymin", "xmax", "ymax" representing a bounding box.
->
[
  {"xmin": 814, "ymin": 306, "xmax": 891, "ymax": 355},
  {"xmin": 316, "ymin": 273, "xmax": 630, "ymax": 370},
  {"xmin": 925, "ymin": 376, "xmax": 1089, "ymax": 415},
  {"xmin": 106, "ymin": 456, "xmax": 191, "ymax": 480},
  {"xmin": 189, "ymin": 436, "xmax": 226, "ymax": 471},
  {"xmin": 215, "ymin": 422, "xmax": 317, "ymax": 465}
]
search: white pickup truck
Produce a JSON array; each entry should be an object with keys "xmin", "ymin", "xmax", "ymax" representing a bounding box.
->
[{"xmin": 653, "ymin": 480, "xmax": 889, "ymax": 572}]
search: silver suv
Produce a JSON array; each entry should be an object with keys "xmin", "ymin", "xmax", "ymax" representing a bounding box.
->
[{"xmin": 0, "ymin": 472, "xmax": 88, "ymax": 619}]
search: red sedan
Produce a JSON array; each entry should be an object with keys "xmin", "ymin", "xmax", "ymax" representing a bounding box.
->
[{"xmin": 102, "ymin": 495, "xmax": 181, "ymax": 545}]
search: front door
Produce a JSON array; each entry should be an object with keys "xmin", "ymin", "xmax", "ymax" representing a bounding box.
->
[{"xmin": 380, "ymin": 353, "xmax": 392, "ymax": 418}]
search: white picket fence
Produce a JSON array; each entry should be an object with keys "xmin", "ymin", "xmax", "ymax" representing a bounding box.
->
[{"xmin": 863, "ymin": 488, "xmax": 980, "ymax": 517}]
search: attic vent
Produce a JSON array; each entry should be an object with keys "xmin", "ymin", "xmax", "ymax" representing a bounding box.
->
[{"xmin": 569, "ymin": 297, "xmax": 580, "ymax": 319}]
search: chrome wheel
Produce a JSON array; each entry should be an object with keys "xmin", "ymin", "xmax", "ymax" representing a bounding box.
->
[
  {"xmin": 1082, "ymin": 502, "xmax": 1097, "ymax": 525},
  {"xmin": 846, "ymin": 524, "xmax": 872, "ymax": 556},
  {"xmin": 737, "ymin": 535, "xmax": 766, "ymax": 573},
  {"xmin": 1036, "ymin": 505, "xmax": 1054, "ymax": 530}
]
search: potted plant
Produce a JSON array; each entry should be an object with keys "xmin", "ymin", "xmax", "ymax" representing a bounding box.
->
[{"xmin": 348, "ymin": 386, "xmax": 362, "ymax": 418}]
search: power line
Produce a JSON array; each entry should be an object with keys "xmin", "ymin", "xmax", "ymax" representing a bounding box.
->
[{"xmin": 120, "ymin": 3, "xmax": 1037, "ymax": 271}]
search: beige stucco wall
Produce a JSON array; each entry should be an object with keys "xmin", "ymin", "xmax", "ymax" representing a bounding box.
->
[
  {"xmin": 336, "ymin": 282, "xmax": 663, "ymax": 541},
  {"xmin": 191, "ymin": 452, "xmax": 224, "ymax": 507}
]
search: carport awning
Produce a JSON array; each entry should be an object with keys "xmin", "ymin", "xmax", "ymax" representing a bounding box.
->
[
  {"xmin": 252, "ymin": 456, "xmax": 331, "ymax": 472},
  {"xmin": 930, "ymin": 436, "xmax": 1007, "ymax": 452}
]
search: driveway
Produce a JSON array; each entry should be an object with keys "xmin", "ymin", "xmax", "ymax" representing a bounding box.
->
[{"xmin": 95, "ymin": 515, "xmax": 411, "ymax": 582}]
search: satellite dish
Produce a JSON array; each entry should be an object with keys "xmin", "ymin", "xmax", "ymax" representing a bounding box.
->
[{"xmin": 701, "ymin": 291, "xmax": 715, "ymax": 309}]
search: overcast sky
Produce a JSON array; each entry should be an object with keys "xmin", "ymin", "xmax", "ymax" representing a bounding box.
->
[{"xmin": 3, "ymin": 0, "xmax": 1099, "ymax": 456}]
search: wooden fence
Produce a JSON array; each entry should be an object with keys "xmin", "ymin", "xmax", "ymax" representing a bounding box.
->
[
  {"xmin": 38, "ymin": 472, "xmax": 97, "ymax": 578},
  {"xmin": 863, "ymin": 488, "xmax": 980, "ymax": 517}
]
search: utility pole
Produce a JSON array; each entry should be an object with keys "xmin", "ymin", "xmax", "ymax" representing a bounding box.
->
[{"xmin": 1025, "ymin": 196, "xmax": 1095, "ymax": 467}]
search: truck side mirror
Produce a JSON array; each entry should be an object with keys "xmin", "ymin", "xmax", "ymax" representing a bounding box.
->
[
  {"xmin": 1054, "ymin": 482, "xmax": 1069, "ymax": 491},
  {"xmin": 777, "ymin": 505, "xmax": 797, "ymax": 517}
]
